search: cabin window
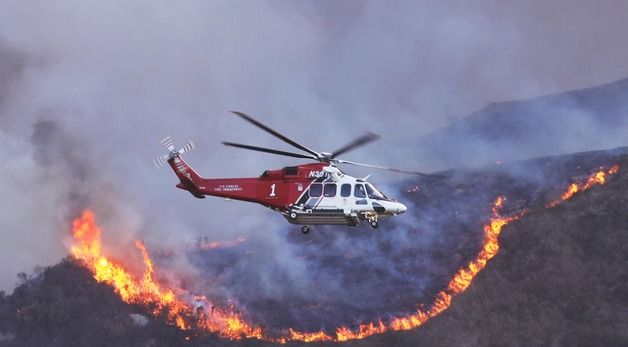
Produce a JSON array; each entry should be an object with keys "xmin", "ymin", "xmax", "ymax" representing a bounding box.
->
[
  {"xmin": 324, "ymin": 183, "xmax": 337, "ymax": 197},
  {"xmin": 340, "ymin": 184, "xmax": 351, "ymax": 197},
  {"xmin": 354, "ymin": 184, "xmax": 366, "ymax": 198},
  {"xmin": 309, "ymin": 183, "xmax": 322, "ymax": 197}
]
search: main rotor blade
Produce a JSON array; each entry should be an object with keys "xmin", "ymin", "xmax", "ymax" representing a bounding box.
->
[
  {"xmin": 222, "ymin": 141, "xmax": 318, "ymax": 160},
  {"xmin": 230, "ymin": 111, "xmax": 321, "ymax": 158},
  {"xmin": 331, "ymin": 132, "xmax": 381, "ymax": 158},
  {"xmin": 336, "ymin": 159, "xmax": 446, "ymax": 178}
]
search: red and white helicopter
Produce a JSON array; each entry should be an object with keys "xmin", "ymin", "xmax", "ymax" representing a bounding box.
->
[{"xmin": 154, "ymin": 112, "xmax": 440, "ymax": 234}]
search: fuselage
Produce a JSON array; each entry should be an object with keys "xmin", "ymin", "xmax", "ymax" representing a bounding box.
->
[{"xmin": 169, "ymin": 158, "xmax": 407, "ymax": 227}]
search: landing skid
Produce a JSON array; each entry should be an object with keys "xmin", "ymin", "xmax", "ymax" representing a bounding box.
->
[
  {"xmin": 284, "ymin": 209, "xmax": 360, "ymax": 226},
  {"xmin": 285, "ymin": 209, "xmax": 381, "ymax": 234}
]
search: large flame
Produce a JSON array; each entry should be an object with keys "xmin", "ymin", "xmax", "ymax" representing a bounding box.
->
[
  {"xmin": 70, "ymin": 210, "xmax": 264, "ymax": 340},
  {"xmin": 69, "ymin": 164, "xmax": 619, "ymax": 343}
]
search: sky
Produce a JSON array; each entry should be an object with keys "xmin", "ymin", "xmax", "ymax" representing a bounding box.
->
[{"xmin": 1, "ymin": 1, "xmax": 628, "ymax": 292}]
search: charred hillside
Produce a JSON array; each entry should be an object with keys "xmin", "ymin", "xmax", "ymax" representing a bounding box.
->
[{"xmin": 1, "ymin": 148, "xmax": 627, "ymax": 347}]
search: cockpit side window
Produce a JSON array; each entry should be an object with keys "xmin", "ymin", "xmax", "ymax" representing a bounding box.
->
[
  {"xmin": 309, "ymin": 183, "xmax": 322, "ymax": 197},
  {"xmin": 354, "ymin": 184, "xmax": 366, "ymax": 198},
  {"xmin": 365, "ymin": 183, "xmax": 388, "ymax": 200}
]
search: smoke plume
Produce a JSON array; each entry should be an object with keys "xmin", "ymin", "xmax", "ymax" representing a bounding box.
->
[{"xmin": 1, "ymin": 0, "xmax": 628, "ymax": 334}]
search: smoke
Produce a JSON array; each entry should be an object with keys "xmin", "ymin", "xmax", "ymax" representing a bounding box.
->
[{"xmin": 1, "ymin": 0, "xmax": 628, "ymax": 334}]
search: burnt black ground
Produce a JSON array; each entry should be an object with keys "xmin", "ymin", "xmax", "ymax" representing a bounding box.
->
[{"xmin": 2, "ymin": 147, "xmax": 627, "ymax": 347}]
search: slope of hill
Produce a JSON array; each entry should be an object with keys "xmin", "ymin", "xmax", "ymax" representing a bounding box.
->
[
  {"xmin": 1, "ymin": 148, "xmax": 627, "ymax": 347},
  {"xmin": 0, "ymin": 259, "xmax": 191, "ymax": 347},
  {"xmin": 418, "ymin": 77, "xmax": 628, "ymax": 169}
]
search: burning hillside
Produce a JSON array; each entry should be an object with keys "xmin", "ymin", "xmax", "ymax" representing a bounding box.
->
[
  {"xmin": 70, "ymin": 210, "xmax": 265, "ymax": 340},
  {"xmin": 64, "ymin": 163, "xmax": 620, "ymax": 343},
  {"xmin": 64, "ymin": 195, "xmax": 523, "ymax": 343},
  {"xmin": 1, "ymin": 147, "xmax": 627, "ymax": 347}
]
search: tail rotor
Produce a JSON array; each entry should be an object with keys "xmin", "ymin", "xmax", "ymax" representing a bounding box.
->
[{"xmin": 153, "ymin": 136, "xmax": 195, "ymax": 168}]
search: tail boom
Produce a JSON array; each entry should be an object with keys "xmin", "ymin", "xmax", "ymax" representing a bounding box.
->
[
  {"xmin": 168, "ymin": 156, "xmax": 206, "ymax": 198},
  {"xmin": 168, "ymin": 157, "xmax": 262, "ymax": 203}
]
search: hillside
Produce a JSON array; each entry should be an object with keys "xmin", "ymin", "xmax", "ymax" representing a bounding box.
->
[
  {"xmin": 0, "ymin": 259, "xmax": 192, "ymax": 347},
  {"xmin": 1, "ymin": 148, "xmax": 627, "ymax": 347},
  {"xmin": 417, "ymin": 77, "xmax": 628, "ymax": 169},
  {"xmin": 347, "ymin": 155, "xmax": 628, "ymax": 346}
]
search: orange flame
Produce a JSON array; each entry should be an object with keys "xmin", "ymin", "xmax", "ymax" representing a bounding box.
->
[
  {"xmin": 546, "ymin": 165, "xmax": 619, "ymax": 208},
  {"xmin": 70, "ymin": 210, "xmax": 265, "ymax": 340}
]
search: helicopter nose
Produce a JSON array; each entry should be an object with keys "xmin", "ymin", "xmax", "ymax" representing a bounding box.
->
[{"xmin": 395, "ymin": 202, "xmax": 407, "ymax": 214}]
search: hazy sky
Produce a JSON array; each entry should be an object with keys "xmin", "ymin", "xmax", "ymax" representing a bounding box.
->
[{"xmin": 2, "ymin": 1, "xmax": 628, "ymax": 291}]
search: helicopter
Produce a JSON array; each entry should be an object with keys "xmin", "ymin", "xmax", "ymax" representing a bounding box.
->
[{"xmin": 154, "ymin": 111, "xmax": 441, "ymax": 234}]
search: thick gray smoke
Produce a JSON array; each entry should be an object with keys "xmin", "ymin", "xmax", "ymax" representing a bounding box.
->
[{"xmin": 1, "ymin": 1, "xmax": 628, "ymax": 332}]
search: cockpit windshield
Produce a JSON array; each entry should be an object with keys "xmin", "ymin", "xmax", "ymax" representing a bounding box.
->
[{"xmin": 365, "ymin": 183, "xmax": 389, "ymax": 200}]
